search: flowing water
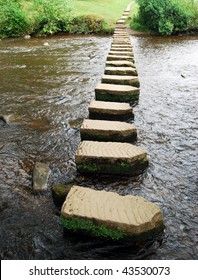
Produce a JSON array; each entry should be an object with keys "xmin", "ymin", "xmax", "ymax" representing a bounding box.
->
[{"xmin": 0, "ymin": 34, "xmax": 197, "ymax": 260}]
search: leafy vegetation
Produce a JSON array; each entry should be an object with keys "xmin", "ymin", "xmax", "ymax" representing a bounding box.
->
[
  {"xmin": 0, "ymin": 0, "xmax": 30, "ymax": 38},
  {"xmin": 0, "ymin": 0, "xmax": 133, "ymax": 38},
  {"xmin": 60, "ymin": 215, "xmax": 127, "ymax": 240},
  {"xmin": 131, "ymin": 0, "xmax": 198, "ymax": 35}
]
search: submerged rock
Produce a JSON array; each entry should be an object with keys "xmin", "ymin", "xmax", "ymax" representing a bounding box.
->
[
  {"xmin": 61, "ymin": 186, "xmax": 164, "ymax": 241},
  {"xmin": 32, "ymin": 162, "xmax": 51, "ymax": 192},
  {"xmin": 52, "ymin": 183, "xmax": 72, "ymax": 207}
]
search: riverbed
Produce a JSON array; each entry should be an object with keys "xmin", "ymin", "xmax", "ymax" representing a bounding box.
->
[{"xmin": 0, "ymin": 34, "xmax": 197, "ymax": 260}]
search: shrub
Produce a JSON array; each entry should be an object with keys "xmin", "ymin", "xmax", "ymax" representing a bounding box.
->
[
  {"xmin": 131, "ymin": 0, "xmax": 197, "ymax": 35},
  {"xmin": 63, "ymin": 15, "xmax": 112, "ymax": 34},
  {"xmin": 32, "ymin": 0, "xmax": 73, "ymax": 35},
  {"xmin": 0, "ymin": 0, "xmax": 30, "ymax": 38}
]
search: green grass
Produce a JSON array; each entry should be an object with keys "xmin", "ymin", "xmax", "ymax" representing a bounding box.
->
[{"xmin": 72, "ymin": 0, "xmax": 134, "ymax": 27}]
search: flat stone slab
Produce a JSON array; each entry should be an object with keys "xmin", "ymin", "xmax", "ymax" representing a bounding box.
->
[
  {"xmin": 88, "ymin": 100, "xmax": 134, "ymax": 121},
  {"xmin": 109, "ymin": 51, "xmax": 134, "ymax": 57},
  {"xmin": 75, "ymin": 141, "xmax": 148, "ymax": 175},
  {"xmin": 111, "ymin": 47, "xmax": 133, "ymax": 52},
  {"xmin": 113, "ymin": 34, "xmax": 130, "ymax": 38},
  {"xmin": 111, "ymin": 43, "xmax": 133, "ymax": 48},
  {"xmin": 112, "ymin": 40, "xmax": 131, "ymax": 45},
  {"xmin": 116, "ymin": 20, "xmax": 125, "ymax": 24},
  {"xmin": 80, "ymin": 119, "xmax": 137, "ymax": 142},
  {"xmin": 102, "ymin": 75, "xmax": 140, "ymax": 87},
  {"xmin": 115, "ymin": 25, "xmax": 126, "ymax": 30},
  {"xmin": 105, "ymin": 66, "xmax": 137, "ymax": 76},
  {"xmin": 95, "ymin": 83, "xmax": 139, "ymax": 102},
  {"xmin": 107, "ymin": 55, "xmax": 134, "ymax": 63},
  {"xmin": 106, "ymin": 60, "xmax": 135, "ymax": 68},
  {"xmin": 121, "ymin": 16, "xmax": 128, "ymax": 20},
  {"xmin": 61, "ymin": 186, "xmax": 164, "ymax": 241},
  {"xmin": 114, "ymin": 31, "xmax": 128, "ymax": 35}
]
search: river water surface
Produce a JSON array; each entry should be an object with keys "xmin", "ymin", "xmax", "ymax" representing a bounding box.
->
[{"xmin": 0, "ymin": 34, "xmax": 197, "ymax": 260}]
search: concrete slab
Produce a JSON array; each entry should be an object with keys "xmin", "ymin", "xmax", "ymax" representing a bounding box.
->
[
  {"xmin": 61, "ymin": 186, "xmax": 164, "ymax": 241},
  {"xmin": 95, "ymin": 83, "xmax": 139, "ymax": 102},
  {"xmin": 75, "ymin": 141, "xmax": 149, "ymax": 175},
  {"xmin": 102, "ymin": 75, "xmax": 140, "ymax": 87},
  {"xmin": 105, "ymin": 66, "xmax": 138, "ymax": 76},
  {"xmin": 88, "ymin": 100, "xmax": 134, "ymax": 121},
  {"xmin": 80, "ymin": 119, "xmax": 137, "ymax": 142}
]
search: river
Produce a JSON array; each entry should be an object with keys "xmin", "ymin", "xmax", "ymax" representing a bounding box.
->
[{"xmin": 0, "ymin": 34, "xmax": 197, "ymax": 260}]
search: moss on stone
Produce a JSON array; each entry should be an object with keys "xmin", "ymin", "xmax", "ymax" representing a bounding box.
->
[
  {"xmin": 80, "ymin": 132, "xmax": 137, "ymax": 143},
  {"xmin": 52, "ymin": 183, "xmax": 72, "ymax": 207},
  {"xmin": 95, "ymin": 92, "xmax": 139, "ymax": 103},
  {"xmin": 89, "ymin": 112, "xmax": 134, "ymax": 121},
  {"xmin": 76, "ymin": 159, "xmax": 148, "ymax": 175},
  {"xmin": 60, "ymin": 215, "xmax": 127, "ymax": 240}
]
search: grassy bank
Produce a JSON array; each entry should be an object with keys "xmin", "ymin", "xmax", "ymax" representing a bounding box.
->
[
  {"xmin": 0, "ymin": 0, "xmax": 133, "ymax": 38},
  {"xmin": 131, "ymin": 0, "xmax": 198, "ymax": 35},
  {"xmin": 73, "ymin": 0, "xmax": 133, "ymax": 27}
]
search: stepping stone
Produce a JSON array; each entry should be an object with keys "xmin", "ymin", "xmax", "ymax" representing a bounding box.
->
[
  {"xmin": 115, "ymin": 25, "xmax": 126, "ymax": 29},
  {"xmin": 105, "ymin": 66, "xmax": 138, "ymax": 76},
  {"xmin": 113, "ymin": 34, "xmax": 130, "ymax": 38},
  {"xmin": 106, "ymin": 60, "xmax": 135, "ymax": 68},
  {"xmin": 80, "ymin": 119, "xmax": 137, "ymax": 142},
  {"xmin": 114, "ymin": 31, "xmax": 128, "ymax": 35},
  {"xmin": 112, "ymin": 37, "xmax": 131, "ymax": 45},
  {"xmin": 111, "ymin": 47, "xmax": 133, "ymax": 52},
  {"xmin": 95, "ymin": 83, "xmax": 139, "ymax": 102},
  {"xmin": 88, "ymin": 100, "xmax": 134, "ymax": 121},
  {"xmin": 109, "ymin": 51, "xmax": 134, "ymax": 57},
  {"xmin": 121, "ymin": 16, "xmax": 128, "ymax": 20},
  {"xmin": 75, "ymin": 141, "xmax": 149, "ymax": 175},
  {"xmin": 116, "ymin": 20, "xmax": 125, "ymax": 24},
  {"xmin": 112, "ymin": 40, "xmax": 131, "ymax": 46},
  {"xmin": 107, "ymin": 55, "xmax": 134, "ymax": 63},
  {"xmin": 102, "ymin": 75, "xmax": 140, "ymax": 87},
  {"xmin": 61, "ymin": 186, "xmax": 164, "ymax": 241},
  {"xmin": 112, "ymin": 42, "xmax": 132, "ymax": 46},
  {"xmin": 111, "ymin": 44, "xmax": 133, "ymax": 50}
]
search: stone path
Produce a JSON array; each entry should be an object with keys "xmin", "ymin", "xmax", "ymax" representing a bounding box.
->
[{"xmin": 60, "ymin": 2, "xmax": 164, "ymax": 242}]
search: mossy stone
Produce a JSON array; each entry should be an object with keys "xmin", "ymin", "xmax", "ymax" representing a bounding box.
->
[
  {"xmin": 95, "ymin": 92, "xmax": 139, "ymax": 103},
  {"xmin": 52, "ymin": 183, "xmax": 72, "ymax": 207}
]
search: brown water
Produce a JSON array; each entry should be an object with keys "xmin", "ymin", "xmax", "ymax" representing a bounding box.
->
[{"xmin": 0, "ymin": 34, "xmax": 197, "ymax": 260}]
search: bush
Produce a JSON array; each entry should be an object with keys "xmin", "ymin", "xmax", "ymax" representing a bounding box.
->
[
  {"xmin": 0, "ymin": 0, "xmax": 30, "ymax": 38},
  {"xmin": 131, "ymin": 0, "xmax": 197, "ymax": 35},
  {"xmin": 32, "ymin": 0, "xmax": 72, "ymax": 35},
  {"xmin": 63, "ymin": 15, "xmax": 112, "ymax": 34}
]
